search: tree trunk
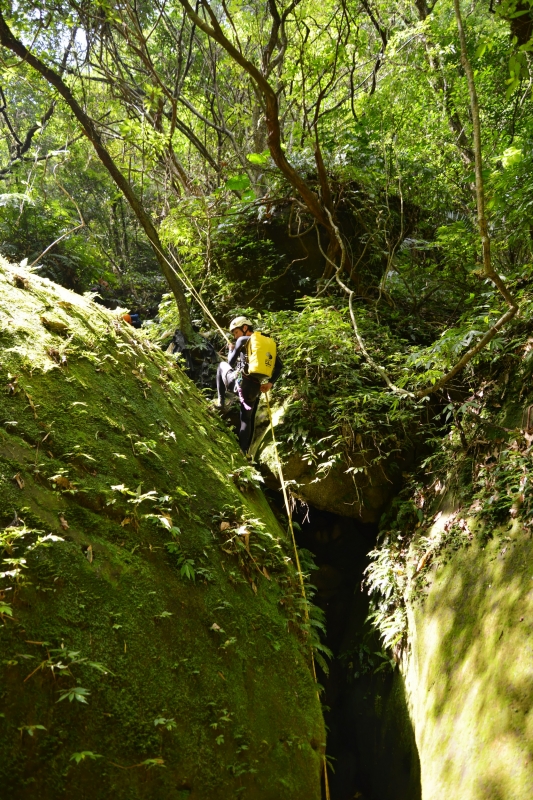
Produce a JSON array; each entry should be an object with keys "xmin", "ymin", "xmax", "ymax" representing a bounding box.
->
[
  {"xmin": 177, "ymin": 0, "xmax": 332, "ymax": 234},
  {"xmin": 0, "ymin": 11, "xmax": 194, "ymax": 339}
]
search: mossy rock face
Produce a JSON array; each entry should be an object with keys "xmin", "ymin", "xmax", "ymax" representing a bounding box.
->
[
  {"xmin": 0, "ymin": 259, "xmax": 324, "ymax": 799},
  {"xmin": 257, "ymin": 436, "xmax": 394, "ymax": 523},
  {"xmin": 404, "ymin": 512, "xmax": 533, "ymax": 800},
  {"xmin": 253, "ymin": 405, "xmax": 396, "ymax": 523}
]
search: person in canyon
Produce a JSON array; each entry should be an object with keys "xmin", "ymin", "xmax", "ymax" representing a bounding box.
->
[{"xmin": 216, "ymin": 316, "xmax": 282, "ymax": 453}]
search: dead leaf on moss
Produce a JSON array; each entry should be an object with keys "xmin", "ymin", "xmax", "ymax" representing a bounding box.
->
[
  {"xmin": 24, "ymin": 392, "xmax": 37, "ymax": 418},
  {"xmin": 251, "ymin": 581, "xmax": 257, "ymax": 594},
  {"xmin": 85, "ymin": 545, "xmax": 93, "ymax": 563},
  {"xmin": 262, "ymin": 567, "xmax": 271, "ymax": 580},
  {"xmin": 220, "ymin": 521, "xmax": 231, "ymax": 532},
  {"xmin": 50, "ymin": 475, "xmax": 74, "ymax": 491},
  {"xmin": 236, "ymin": 525, "xmax": 251, "ymax": 553},
  {"xmin": 40, "ymin": 315, "xmax": 69, "ymax": 335},
  {"xmin": 120, "ymin": 518, "xmax": 131, "ymax": 527},
  {"xmin": 13, "ymin": 473, "xmax": 24, "ymax": 490},
  {"xmin": 57, "ymin": 301, "xmax": 72, "ymax": 310},
  {"xmin": 13, "ymin": 274, "xmax": 29, "ymax": 289},
  {"xmin": 416, "ymin": 550, "xmax": 432, "ymax": 574},
  {"xmin": 7, "ymin": 376, "xmax": 19, "ymax": 395},
  {"xmin": 59, "ymin": 515, "xmax": 69, "ymax": 530},
  {"xmin": 47, "ymin": 347, "xmax": 67, "ymax": 366}
]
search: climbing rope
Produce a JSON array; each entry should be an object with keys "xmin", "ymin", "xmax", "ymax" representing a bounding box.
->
[
  {"xmin": 166, "ymin": 249, "xmax": 230, "ymax": 343},
  {"xmin": 152, "ymin": 244, "xmax": 331, "ymax": 797},
  {"xmin": 264, "ymin": 392, "xmax": 331, "ymax": 800},
  {"xmin": 264, "ymin": 395, "xmax": 310, "ymax": 632},
  {"xmin": 143, "ymin": 237, "xmax": 231, "ymax": 343}
]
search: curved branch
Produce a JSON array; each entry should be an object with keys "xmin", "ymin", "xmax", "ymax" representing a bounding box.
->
[
  {"xmin": 326, "ymin": 3, "xmax": 520, "ymax": 402},
  {"xmin": 177, "ymin": 0, "xmax": 330, "ymax": 230},
  {"xmin": 325, "ymin": 209, "xmax": 414, "ymax": 397},
  {"xmin": 28, "ymin": 167, "xmax": 86, "ymax": 269},
  {"xmin": 0, "ymin": 9, "xmax": 193, "ymax": 338},
  {"xmin": 0, "ymin": 33, "xmax": 74, "ymax": 175},
  {"xmin": 453, "ymin": 0, "xmax": 517, "ymax": 310}
]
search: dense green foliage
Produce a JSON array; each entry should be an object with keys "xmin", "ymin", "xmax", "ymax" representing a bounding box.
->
[
  {"xmin": 1, "ymin": 0, "xmax": 532, "ymax": 322},
  {"xmin": 4, "ymin": 2, "xmax": 533, "ymax": 794},
  {"xmin": 2, "ymin": 0, "xmax": 532, "ymax": 458},
  {"xmin": 365, "ymin": 290, "xmax": 533, "ymax": 649}
]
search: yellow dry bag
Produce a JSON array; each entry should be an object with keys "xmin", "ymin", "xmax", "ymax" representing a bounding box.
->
[{"xmin": 246, "ymin": 331, "xmax": 276, "ymax": 380}]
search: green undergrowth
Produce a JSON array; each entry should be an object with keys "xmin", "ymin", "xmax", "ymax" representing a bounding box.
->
[
  {"xmin": 148, "ymin": 294, "xmax": 432, "ymax": 484},
  {"xmin": 149, "ymin": 263, "xmax": 533, "ymax": 492},
  {"xmin": 147, "ymin": 268, "xmax": 533, "ymax": 659},
  {"xmin": 365, "ymin": 307, "xmax": 533, "ymax": 651},
  {"xmin": 0, "ymin": 257, "xmax": 324, "ymax": 800}
]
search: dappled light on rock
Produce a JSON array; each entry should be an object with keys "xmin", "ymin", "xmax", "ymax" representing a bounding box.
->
[{"xmin": 0, "ymin": 259, "xmax": 324, "ymax": 799}]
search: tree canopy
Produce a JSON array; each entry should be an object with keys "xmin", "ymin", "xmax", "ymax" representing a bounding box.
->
[{"xmin": 1, "ymin": 0, "xmax": 533, "ymax": 394}]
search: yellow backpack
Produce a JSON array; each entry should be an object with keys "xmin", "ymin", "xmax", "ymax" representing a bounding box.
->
[{"xmin": 246, "ymin": 331, "xmax": 276, "ymax": 380}]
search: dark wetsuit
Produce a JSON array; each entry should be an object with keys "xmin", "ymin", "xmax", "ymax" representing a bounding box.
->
[{"xmin": 216, "ymin": 334, "xmax": 283, "ymax": 453}]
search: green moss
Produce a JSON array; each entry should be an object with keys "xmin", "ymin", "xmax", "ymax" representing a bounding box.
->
[
  {"xmin": 0, "ymin": 258, "xmax": 324, "ymax": 799},
  {"xmin": 405, "ymin": 523, "xmax": 533, "ymax": 800}
]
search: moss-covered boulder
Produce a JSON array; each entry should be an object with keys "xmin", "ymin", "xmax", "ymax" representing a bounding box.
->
[
  {"xmin": 0, "ymin": 258, "xmax": 324, "ymax": 799},
  {"xmin": 404, "ymin": 506, "xmax": 533, "ymax": 800},
  {"xmin": 253, "ymin": 405, "xmax": 396, "ymax": 523}
]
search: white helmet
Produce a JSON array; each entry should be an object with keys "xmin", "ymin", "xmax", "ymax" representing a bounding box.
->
[{"xmin": 229, "ymin": 316, "xmax": 253, "ymax": 332}]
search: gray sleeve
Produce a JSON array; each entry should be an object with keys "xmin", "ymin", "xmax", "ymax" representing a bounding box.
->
[{"xmin": 228, "ymin": 336, "xmax": 250, "ymax": 369}]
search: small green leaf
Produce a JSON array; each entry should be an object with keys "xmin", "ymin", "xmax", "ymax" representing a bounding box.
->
[
  {"xmin": 501, "ymin": 146, "xmax": 523, "ymax": 168},
  {"xmin": 140, "ymin": 758, "xmax": 165, "ymax": 768},
  {"xmin": 180, "ymin": 560, "xmax": 196, "ymax": 581},
  {"xmin": 18, "ymin": 724, "xmax": 46, "ymax": 737},
  {"xmin": 240, "ymin": 188, "xmax": 256, "ymax": 202},
  {"xmin": 86, "ymin": 660, "xmax": 113, "ymax": 675},
  {"xmin": 225, "ymin": 174, "xmax": 250, "ymax": 191},
  {"xmin": 246, "ymin": 150, "xmax": 270, "ymax": 165},
  {"xmin": 70, "ymin": 751, "xmax": 102, "ymax": 764},
  {"xmin": 57, "ymin": 686, "xmax": 91, "ymax": 704},
  {"xmin": 154, "ymin": 717, "xmax": 177, "ymax": 730}
]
